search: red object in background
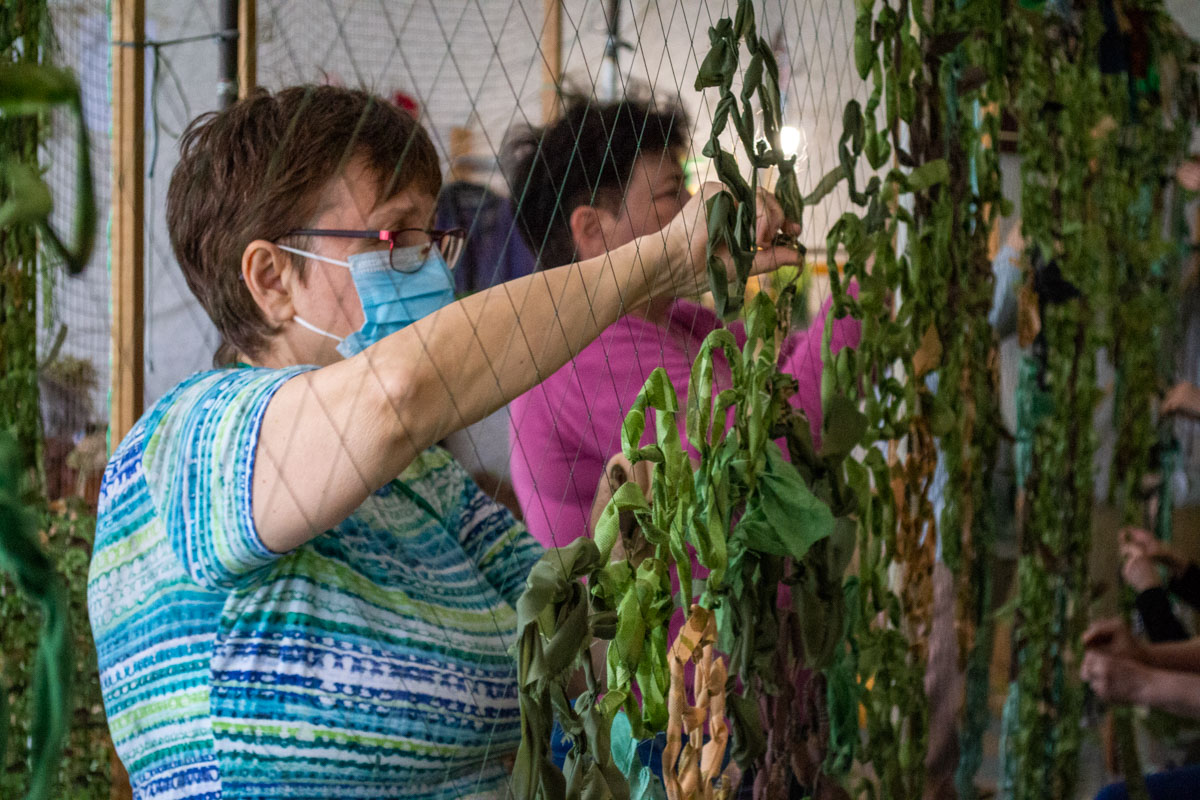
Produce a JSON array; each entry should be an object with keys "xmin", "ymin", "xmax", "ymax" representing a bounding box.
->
[{"xmin": 392, "ymin": 91, "xmax": 419, "ymax": 117}]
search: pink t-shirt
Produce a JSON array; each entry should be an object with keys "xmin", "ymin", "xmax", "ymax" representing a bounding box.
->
[{"xmin": 510, "ymin": 297, "xmax": 861, "ymax": 549}]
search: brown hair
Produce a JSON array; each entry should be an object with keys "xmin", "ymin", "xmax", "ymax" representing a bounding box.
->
[
  {"xmin": 166, "ymin": 85, "xmax": 442, "ymax": 364},
  {"xmin": 503, "ymin": 91, "xmax": 688, "ymax": 269}
]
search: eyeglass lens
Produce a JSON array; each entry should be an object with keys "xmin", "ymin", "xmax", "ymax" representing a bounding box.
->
[{"xmin": 386, "ymin": 230, "xmax": 465, "ymax": 272}]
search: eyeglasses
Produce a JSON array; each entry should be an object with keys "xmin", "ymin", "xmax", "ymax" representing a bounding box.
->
[{"xmin": 281, "ymin": 227, "xmax": 467, "ymax": 272}]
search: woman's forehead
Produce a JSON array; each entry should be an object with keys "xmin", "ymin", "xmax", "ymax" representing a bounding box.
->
[
  {"xmin": 370, "ymin": 187, "xmax": 436, "ymax": 227},
  {"xmin": 314, "ymin": 160, "xmax": 435, "ymax": 226}
]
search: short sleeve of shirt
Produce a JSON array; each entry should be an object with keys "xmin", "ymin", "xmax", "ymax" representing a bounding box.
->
[{"xmin": 142, "ymin": 366, "xmax": 313, "ymax": 591}]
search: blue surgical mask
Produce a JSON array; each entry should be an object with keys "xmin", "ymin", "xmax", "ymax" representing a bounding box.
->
[{"xmin": 279, "ymin": 243, "xmax": 457, "ymax": 358}]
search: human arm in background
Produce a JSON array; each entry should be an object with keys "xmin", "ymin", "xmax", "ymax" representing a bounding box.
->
[
  {"xmin": 1085, "ymin": 613, "xmax": 1200, "ymax": 673},
  {"xmin": 1168, "ymin": 563, "xmax": 1200, "ymax": 611},
  {"xmin": 1082, "ymin": 616, "xmax": 1200, "ymax": 719},
  {"xmin": 1133, "ymin": 585, "xmax": 1190, "ymax": 642},
  {"xmin": 1121, "ymin": 526, "xmax": 1200, "ymax": 610},
  {"xmin": 1081, "ymin": 649, "xmax": 1200, "ymax": 720},
  {"xmin": 252, "ymin": 185, "xmax": 801, "ymax": 554}
]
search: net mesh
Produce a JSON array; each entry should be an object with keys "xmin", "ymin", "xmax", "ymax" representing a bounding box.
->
[
  {"xmin": 38, "ymin": 0, "xmax": 875, "ymax": 451},
  {"xmin": 246, "ymin": 0, "xmax": 872, "ymax": 506}
]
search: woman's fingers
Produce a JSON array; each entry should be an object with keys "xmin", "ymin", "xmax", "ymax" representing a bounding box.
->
[
  {"xmin": 1082, "ymin": 617, "xmax": 1122, "ymax": 648},
  {"xmin": 1120, "ymin": 526, "xmax": 1181, "ymax": 572},
  {"xmin": 1119, "ymin": 540, "xmax": 1147, "ymax": 560},
  {"xmin": 1082, "ymin": 651, "xmax": 1147, "ymax": 706},
  {"xmin": 749, "ymin": 244, "xmax": 804, "ymax": 276},
  {"xmin": 745, "ymin": 188, "xmax": 803, "ymax": 276},
  {"xmin": 1081, "ymin": 651, "xmax": 1117, "ymax": 700},
  {"xmin": 755, "ymin": 188, "xmax": 780, "ymax": 244},
  {"xmin": 658, "ymin": 181, "xmax": 804, "ymax": 294},
  {"xmin": 1121, "ymin": 526, "xmax": 1152, "ymax": 545},
  {"xmin": 752, "ymin": 187, "xmax": 801, "ymax": 245},
  {"xmin": 1123, "ymin": 554, "xmax": 1162, "ymax": 592}
]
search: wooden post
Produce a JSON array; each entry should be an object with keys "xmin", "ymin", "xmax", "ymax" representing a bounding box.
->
[
  {"xmin": 449, "ymin": 126, "xmax": 474, "ymax": 183},
  {"xmin": 238, "ymin": 0, "xmax": 256, "ymax": 100},
  {"xmin": 541, "ymin": 0, "xmax": 561, "ymax": 122},
  {"xmin": 110, "ymin": 6, "xmax": 142, "ymax": 790},
  {"xmin": 112, "ymin": 0, "xmax": 144, "ymax": 452}
]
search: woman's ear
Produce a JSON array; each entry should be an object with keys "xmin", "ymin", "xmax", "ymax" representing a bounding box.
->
[
  {"xmin": 568, "ymin": 205, "xmax": 610, "ymax": 262},
  {"xmin": 242, "ymin": 240, "xmax": 297, "ymax": 325}
]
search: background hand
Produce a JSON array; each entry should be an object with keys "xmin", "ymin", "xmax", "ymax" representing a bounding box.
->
[
  {"xmin": 656, "ymin": 181, "xmax": 802, "ymax": 299},
  {"xmin": 1082, "ymin": 618, "xmax": 1146, "ymax": 663},
  {"xmin": 1161, "ymin": 381, "xmax": 1200, "ymax": 420},
  {"xmin": 1081, "ymin": 650, "xmax": 1149, "ymax": 706},
  {"xmin": 1121, "ymin": 552, "xmax": 1162, "ymax": 593},
  {"xmin": 1120, "ymin": 526, "xmax": 1186, "ymax": 580},
  {"xmin": 1177, "ymin": 159, "xmax": 1200, "ymax": 192}
]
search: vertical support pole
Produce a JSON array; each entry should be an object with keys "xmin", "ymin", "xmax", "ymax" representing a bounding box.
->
[
  {"xmin": 238, "ymin": 0, "xmax": 257, "ymax": 100},
  {"xmin": 541, "ymin": 0, "xmax": 561, "ymax": 122},
  {"xmin": 111, "ymin": 0, "xmax": 144, "ymax": 450},
  {"xmin": 218, "ymin": 0, "xmax": 238, "ymax": 108},
  {"xmin": 109, "ymin": 4, "xmax": 144, "ymax": 798},
  {"xmin": 111, "ymin": 1, "xmax": 144, "ymax": 482},
  {"xmin": 449, "ymin": 127, "xmax": 474, "ymax": 183}
]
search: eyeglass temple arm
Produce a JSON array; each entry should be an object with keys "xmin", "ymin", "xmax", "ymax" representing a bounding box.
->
[{"xmin": 288, "ymin": 228, "xmax": 394, "ymax": 240}]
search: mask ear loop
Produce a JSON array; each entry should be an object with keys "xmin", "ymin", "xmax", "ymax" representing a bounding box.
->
[
  {"xmin": 292, "ymin": 315, "xmax": 344, "ymax": 343},
  {"xmin": 273, "ymin": 243, "xmax": 355, "ymax": 345},
  {"xmin": 276, "ymin": 243, "xmax": 352, "ymax": 268}
]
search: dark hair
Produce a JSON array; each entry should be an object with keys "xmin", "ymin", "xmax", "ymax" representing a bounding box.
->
[
  {"xmin": 166, "ymin": 85, "xmax": 442, "ymax": 364},
  {"xmin": 503, "ymin": 93, "xmax": 688, "ymax": 269}
]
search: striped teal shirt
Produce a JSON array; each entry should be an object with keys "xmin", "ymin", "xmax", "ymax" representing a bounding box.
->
[{"xmin": 88, "ymin": 367, "xmax": 543, "ymax": 799}]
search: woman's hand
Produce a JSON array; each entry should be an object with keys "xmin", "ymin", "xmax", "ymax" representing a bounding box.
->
[
  {"xmin": 1177, "ymin": 158, "xmax": 1200, "ymax": 193},
  {"xmin": 1082, "ymin": 618, "xmax": 1147, "ymax": 663},
  {"xmin": 1081, "ymin": 650, "xmax": 1150, "ymax": 706},
  {"xmin": 1161, "ymin": 381, "xmax": 1200, "ymax": 420},
  {"xmin": 1121, "ymin": 526, "xmax": 1187, "ymax": 581},
  {"xmin": 1121, "ymin": 550, "xmax": 1162, "ymax": 593},
  {"xmin": 652, "ymin": 181, "xmax": 802, "ymax": 300}
]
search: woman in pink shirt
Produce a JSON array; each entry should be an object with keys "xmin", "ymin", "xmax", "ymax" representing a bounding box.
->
[{"xmin": 505, "ymin": 95, "xmax": 860, "ymax": 549}]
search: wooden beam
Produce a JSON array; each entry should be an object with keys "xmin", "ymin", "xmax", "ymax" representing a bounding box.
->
[
  {"xmin": 238, "ymin": 0, "xmax": 257, "ymax": 100},
  {"xmin": 541, "ymin": 0, "xmax": 561, "ymax": 122},
  {"xmin": 110, "ymin": 3, "xmax": 144, "ymax": 794},
  {"xmin": 448, "ymin": 126, "xmax": 473, "ymax": 183},
  {"xmin": 112, "ymin": 0, "xmax": 144, "ymax": 450}
]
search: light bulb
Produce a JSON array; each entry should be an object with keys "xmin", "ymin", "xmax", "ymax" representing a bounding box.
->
[{"xmin": 779, "ymin": 126, "xmax": 802, "ymax": 158}]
